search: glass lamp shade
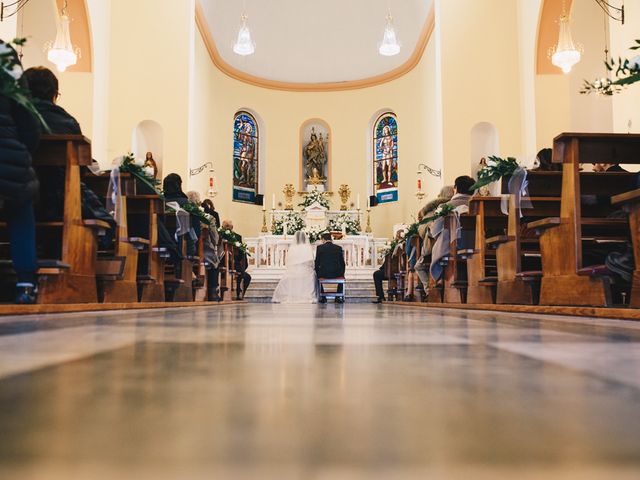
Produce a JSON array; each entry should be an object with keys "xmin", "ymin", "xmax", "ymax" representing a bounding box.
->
[
  {"xmin": 378, "ymin": 16, "xmax": 400, "ymax": 57},
  {"xmin": 233, "ymin": 23, "xmax": 255, "ymax": 56},
  {"xmin": 46, "ymin": 14, "xmax": 79, "ymax": 72},
  {"xmin": 551, "ymin": 15, "xmax": 581, "ymax": 74}
]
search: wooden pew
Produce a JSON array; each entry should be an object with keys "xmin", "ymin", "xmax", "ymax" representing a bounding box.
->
[
  {"xmin": 612, "ymin": 189, "xmax": 640, "ymax": 307},
  {"xmin": 531, "ymin": 133, "xmax": 640, "ymax": 307},
  {"xmin": 466, "ymin": 197, "xmax": 507, "ymax": 304},
  {"xmin": 32, "ymin": 135, "xmax": 106, "ymax": 304},
  {"xmin": 219, "ymin": 240, "xmax": 238, "ymax": 302},
  {"xmin": 163, "ymin": 211, "xmax": 196, "ymax": 302}
]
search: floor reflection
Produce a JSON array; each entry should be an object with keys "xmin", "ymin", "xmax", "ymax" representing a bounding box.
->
[{"xmin": 0, "ymin": 304, "xmax": 639, "ymax": 479}]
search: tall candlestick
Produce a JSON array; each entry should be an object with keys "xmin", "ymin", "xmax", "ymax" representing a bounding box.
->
[{"xmin": 357, "ymin": 194, "xmax": 361, "ymax": 211}]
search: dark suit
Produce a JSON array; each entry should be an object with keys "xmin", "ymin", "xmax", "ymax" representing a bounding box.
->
[
  {"xmin": 315, "ymin": 241, "xmax": 346, "ymax": 295},
  {"xmin": 233, "ymin": 233, "xmax": 251, "ymax": 297}
]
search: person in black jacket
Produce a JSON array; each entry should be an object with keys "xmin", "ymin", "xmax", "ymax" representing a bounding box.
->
[
  {"xmin": 0, "ymin": 43, "xmax": 42, "ymax": 303},
  {"xmin": 23, "ymin": 67, "xmax": 116, "ymax": 249},
  {"xmin": 315, "ymin": 232, "xmax": 346, "ymax": 303}
]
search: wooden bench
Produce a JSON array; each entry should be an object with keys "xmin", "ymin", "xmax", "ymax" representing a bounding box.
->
[
  {"xmin": 31, "ymin": 135, "xmax": 103, "ymax": 304},
  {"xmin": 532, "ymin": 132, "xmax": 640, "ymax": 307},
  {"xmin": 612, "ymin": 189, "xmax": 640, "ymax": 307}
]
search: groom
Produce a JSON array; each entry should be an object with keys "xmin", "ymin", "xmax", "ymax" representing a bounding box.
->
[{"xmin": 315, "ymin": 232, "xmax": 346, "ymax": 303}]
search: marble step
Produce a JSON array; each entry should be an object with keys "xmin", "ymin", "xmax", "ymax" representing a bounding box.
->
[{"xmin": 245, "ymin": 279, "xmax": 378, "ymax": 303}]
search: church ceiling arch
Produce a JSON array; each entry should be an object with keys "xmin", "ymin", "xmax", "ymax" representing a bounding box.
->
[{"xmin": 196, "ymin": 0, "xmax": 434, "ymax": 92}]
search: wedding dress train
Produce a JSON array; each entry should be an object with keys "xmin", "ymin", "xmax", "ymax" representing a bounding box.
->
[{"xmin": 272, "ymin": 231, "xmax": 317, "ymax": 304}]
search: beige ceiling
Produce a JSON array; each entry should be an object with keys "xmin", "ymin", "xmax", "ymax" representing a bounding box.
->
[{"xmin": 198, "ymin": 0, "xmax": 433, "ymax": 84}]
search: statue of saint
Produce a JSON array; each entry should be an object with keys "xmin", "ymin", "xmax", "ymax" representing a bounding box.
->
[{"xmin": 304, "ymin": 128, "xmax": 328, "ymax": 185}]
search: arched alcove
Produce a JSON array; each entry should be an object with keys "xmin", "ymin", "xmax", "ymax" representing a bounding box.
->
[
  {"xmin": 470, "ymin": 122, "xmax": 500, "ymax": 195},
  {"xmin": 132, "ymin": 120, "xmax": 164, "ymax": 179},
  {"xmin": 299, "ymin": 118, "xmax": 332, "ymax": 192}
]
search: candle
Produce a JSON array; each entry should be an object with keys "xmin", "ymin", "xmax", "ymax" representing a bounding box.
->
[
  {"xmin": 262, "ymin": 202, "xmax": 266, "ymax": 212},
  {"xmin": 272, "ymin": 193, "xmax": 276, "ymax": 210},
  {"xmin": 417, "ymin": 179, "xmax": 422, "ymax": 190},
  {"xmin": 367, "ymin": 196, "xmax": 370, "ymax": 209},
  {"xmin": 357, "ymin": 194, "xmax": 361, "ymax": 210},
  {"xmin": 283, "ymin": 222, "xmax": 288, "ymax": 237},
  {"xmin": 342, "ymin": 224, "xmax": 347, "ymax": 237}
]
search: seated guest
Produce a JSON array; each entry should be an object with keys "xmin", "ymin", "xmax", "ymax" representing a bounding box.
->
[
  {"xmin": 415, "ymin": 186, "xmax": 454, "ymax": 290},
  {"xmin": 221, "ymin": 220, "xmax": 251, "ymax": 300},
  {"xmin": 163, "ymin": 173, "xmax": 200, "ymax": 242},
  {"xmin": 186, "ymin": 190, "xmax": 201, "ymax": 205},
  {"xmin": 429, "ymin": 176, "xmax": 475, "ymax": 282},
  {"xmin": 24, "ymin": 67, "xmax": 115, "ymax": 248},
  {"xmin": 0, "ymin": 43, "xmax": 41, "ymax": 303},
  {"xmin": 201, "ymin": 199, "xmax": 221, "ymax": 228},
  {"xmin": 315, "ymin": 232, "xmax": 346, "ymax": 304},
  {"xmin": 593, "ymin": 163, "xmax": 628, "ymax": 172},
  {"xmin": 373, "ymin": 230, "xmax": 405, "ymax": 303},
  {"xmin": 202, "ymin": 216, "xmax": 223, "ymax": 301},
  {"xmin": 532, "ymin": 148, "xmax": 561, "ymax": 172}
]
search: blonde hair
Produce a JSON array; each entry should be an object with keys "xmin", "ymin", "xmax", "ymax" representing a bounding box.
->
[{"xmin": 186, "ymin": 190, "xmax": 201, "ymax": 204}]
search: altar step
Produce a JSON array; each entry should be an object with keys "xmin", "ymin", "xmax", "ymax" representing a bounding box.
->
[{"xmin": 244, "ymin": 279, "xmax": 378, "ymax": 303}]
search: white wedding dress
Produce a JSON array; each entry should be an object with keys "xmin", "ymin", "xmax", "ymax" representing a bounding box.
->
[{"xmin": 272, "ymin": 231, "xmax": 318, "ymax": 303}]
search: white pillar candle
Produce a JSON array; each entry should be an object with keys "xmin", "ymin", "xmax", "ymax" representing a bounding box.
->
[
  {"xmin": 367, "ymin": 195, "xmax": 370, "ymax": 209},
  {"xmin": 283, "ymin": 222, "xmax": 288, "ymax": 237},
  {"xmin": 357, "ymin": 194, "xmax": 361, "ymax": 210},
  {"xmin": 342, "ymin": 224, "xmax": 347, "ymax": 237},
  {"xmin": 272, "ymin": 194, "xmax": 276, "ymax": 210}
]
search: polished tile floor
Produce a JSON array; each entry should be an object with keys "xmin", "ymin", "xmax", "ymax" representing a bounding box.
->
[{"xmin": 1, "ymin": 304, "xmax": 640, "ymax": 479}]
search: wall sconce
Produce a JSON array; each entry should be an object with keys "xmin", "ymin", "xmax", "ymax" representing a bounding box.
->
[
  {"xmin": 416, "ymin": 163, "xmax": 441, "ymax": 201},
  {"xmin": 190, "ymin": 161, "xmax": 217, "ymax": 198}
]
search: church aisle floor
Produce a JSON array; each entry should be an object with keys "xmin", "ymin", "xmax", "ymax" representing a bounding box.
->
[{"xmin": 1, "ymin": 304, "xmax": 640, "ymax": 479}]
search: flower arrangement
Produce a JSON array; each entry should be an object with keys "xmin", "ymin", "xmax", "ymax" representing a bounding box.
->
[
  {"xmin": 304, "ymin": 225, "xmax": 328, "ymax": 243},
  {"xmin": 299, "ymin": 190, "xmax": 330, "ymax": 209},
  {"xmin": 328, "ymin": 213, "xmax": 361, "ymax": 235},
  {"xmin": 581, "ymin": 40, "xmax": 640, "ymax": 96},
  {"xmin": 470, "ymin": 156, "xmax": 520, "ymax": 192},
  {"xmin": 272, "ymin": 211, "xmax": 305, "ymax": 235},
  {"xmin": 0, "ymin": 38, "xmax": 49, "ymax": 131},
  {"xmin": 218, "ymin": 227, "xmax": 250, "ymax": 255},
  {"xmin": 118, "ymin": 153, "xmax": 163, "ymax": 197}
]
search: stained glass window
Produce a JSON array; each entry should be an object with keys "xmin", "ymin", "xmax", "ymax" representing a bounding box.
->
[
  {"xmin": 373, "ymin": 113, "xmax": 398, "ymax": 204},
  {"xmin": 233, "ymin": 111, "xmax": 259, "ymax": 204}
]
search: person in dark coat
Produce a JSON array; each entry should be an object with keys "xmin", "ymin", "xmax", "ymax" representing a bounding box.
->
[
  {"xmin": 221, "ymin": 220, "xmax": 251, "ymax": 300},
  {"xmin": 0, "ymin": 43, "xmax": 42, "ymax": 303},
  {"xmin": 315, "ymin": 232, "xmax": 346, "ymax": 303},
  {"xmin": 23, "ymin": 67, "xmax": 116, "ymax": 249},
  {"xmin": 201, "ymin": 198, "xmax": 220, "ymax": 229},
  {"xmin": 163, "ymin": 173, "xmax": 201, "ymax": 251}
]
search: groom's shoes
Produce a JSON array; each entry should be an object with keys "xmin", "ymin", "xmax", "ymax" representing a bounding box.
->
[
  {"xmin": 335, "ymin": 298, "xmax": 344, "ymax": 304},
  {"xmin": 372, "ymin": 297, "xmax": 385, "ymax": 304},
  {"xmin": 319, "ymin": 297, "xmax": 327, "ymax": 304}
]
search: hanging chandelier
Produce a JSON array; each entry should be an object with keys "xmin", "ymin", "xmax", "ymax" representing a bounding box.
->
[
  {"xmin": 378, "ymin": 11, "xmax": 401, "ymax": 57},
  {"xmin": 549, "ymin": 2, "xmax": 582, "ymax": 74},
  {"xmin": 44, "ymin": 0, "xmax": 80, "ymax": 72},
  {"xmin": 233, "ymin": 12, "xmax": 255, "ymax": 56}
]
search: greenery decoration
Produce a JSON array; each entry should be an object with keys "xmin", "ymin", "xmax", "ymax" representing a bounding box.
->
[
  {"xmin": 470, "ymin": 156, "xmax": 519, "ymax": 191},
  {"xmin": 299, "ymin": 190, "xmax": 330, "ymax": 209},
  {"xmin": 581, "ymin": 41, "xmax": 640, "ymax": 96},
  {"xmin": 118, "ymin": 153, "xmax": 164, "ymax": 197},
  {"xmin": 218, "ymin": 227, "xmax": 250, "ymax": 255},
  {"xmin": 181, "ymin": 201, "xmax": 212, "ymax": 226},
  {"xmin": 0, "ymin": 38, "xmax": 49, "ymax": 132}
]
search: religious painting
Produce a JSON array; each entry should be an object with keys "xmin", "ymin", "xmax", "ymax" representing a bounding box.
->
[
  {"xmin": 301, "ymin": 120, "xmax": 331, "ymax": 192},
  {"xmin": 233, "ymin": 111, "xmax": 259, "ymax": 203},
  {"xmin": 373, "ymin": 113, "xmax": 398, "ymax": 204}
]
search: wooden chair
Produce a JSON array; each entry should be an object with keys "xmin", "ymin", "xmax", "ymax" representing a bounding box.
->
[{"xmin": 530, "ymin": 133, "xmax": 640, "ymax": 307}]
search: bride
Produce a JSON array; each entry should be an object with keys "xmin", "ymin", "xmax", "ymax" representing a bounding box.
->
[{"xmin": 272, "ymin": 231, "xmax": 317, "ymax": 303}]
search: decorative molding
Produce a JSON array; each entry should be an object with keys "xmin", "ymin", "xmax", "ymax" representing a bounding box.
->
[{"xmin": 194, "ymin": 0, "xmax": 435, "ymax": 92}]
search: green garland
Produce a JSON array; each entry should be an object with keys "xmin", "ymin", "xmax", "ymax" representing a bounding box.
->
[
  {"xmin": 470, "ymin": 156, "xmax": 519, "ymax": 191},
  {"xmin": 181, "ymin": 201, "xmax": 212, "ymax": 226},
  {"xmin": 218, "ymin": 227, "xmax": 250, "ymax": 255},
  {"xmin": 382, "ymin": 203, "xmax": 456, "ymax": 256},
  {"xmin": 118, "ymin": 154, "xmax": 164, "ymax": 197},
  {"xmin": 0, "ymin": 39, "xmax": 49, "ymax": 132},
  {"xmin": 581, "ymin": 40, "xmax": 640, "ymax": 96}
]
